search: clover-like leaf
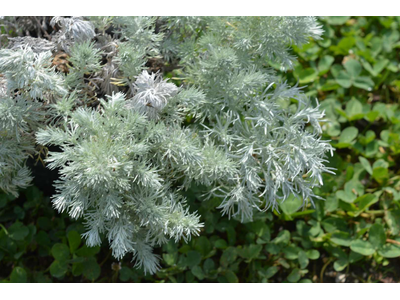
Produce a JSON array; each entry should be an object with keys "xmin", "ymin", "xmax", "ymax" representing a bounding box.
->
[
  {"xmin": 50, "ymin": 260, "xmax": 68, "ymax": 278},
  {"xmin": 369, "ymin": 223, "xmax": 386, "ymax": 249},
  {"xmin": 345, "ymin": 98, "xmax": 364, "ymax": 120},
  {"xmin": 350, "ymin": 240, "xmax": 375, "ymax": 256},
  {"xmin": 336, "ymin": 126, "xmax": 358, "ymax": 148},
  {"xmin": 10, "ymin": 267, "xmax": 28, "ymax": 283},
  {"xmin": 344, "ymin": 59, "xmax": 362, "ymax": 78},
  {"xmin": 67, "ymin": 231, "xmax": 81, "ymax": 254},
  {"xmin": 359, "ymin": 157, "xmax": 373, "ymax": 175},
  {"xmin": 51, "ymin": 243, "xmax": 70, "ymax": 262},
  {"xmin": 8, "ymin": 222, "xmax": 29, "ymax": 241},
  {"xmin": 336, "ymin": 70, "xmax": 352, "ymax": 88},
  {"xmin": 353, "ymin": 76, "xmax": 374, "ymax": 91},
  {"xmin": 378, "ymin": 244, "xmax": 400, "ymax": 258},
  {"xmin": 82, "ymin": 257, "xmax": 101, "ymax": 281}
]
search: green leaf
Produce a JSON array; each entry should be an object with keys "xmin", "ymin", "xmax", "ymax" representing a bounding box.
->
[
  {"xmin": 8, "ymin": 222, "xmax": 29, "ymax": 241},
  {"xmin": 163, "ymin": 253, "xmax": 177, "ymax": 266},
  {"xmin": 350, "ymin": 240, "xmax": 375, "ymax": 256},
  {"xmin": 119, "ymin": 266, "xmax": 133, "ymax": 282},
  {"xmin": 359, "ymin": 157, "xmax": 373, "ymax": 175},
  {"xmin": 344, "ymin": 59, "xmax": 362, "ymax": 78},
  {"xmin": 362, "ymin": 59, "xmax": 389, "ymax": 77},
  {"xmin": 259, "ymin": 266, "xmax": 278, "ymax": 279},
  {"xmin": 318, "ymin": 55, "xmax": 334, "ymax": 75},
  {"xmin": 247, "ymin": 243, "xmax": 262, "ymax": 259},
  {"xmin": 326, "ymin": 245, "xmax": 347, "ymax": 260},
  {"xmin": 331, "ymin": 231, "xmax": 352, "ymax": 247},
  {"xmin": 373, "ymin": 159, "xmax": 389, "ymax": 169},
  {"xmin": 333, "ymin": 258, "xmax": 348, "ymax": 272},
  {"xmin": 67, "ymin": 231, "xmax": 81, "ymax": 254},
  {"xmin": 365, "ymin": 111, "xmax": 380, "ymax": 122},
  {"xmin": 287, "ymin": 268, "xmax": 301, "ymax": 283},
  {"xmin": 325, "ymin": 121, "xmax": 341, "ymax": 137},
  {"xmin": 370, "ymin": 37, "xmax": 383, "ymax": 56},
  {"xmin": 282, "ymin": 245, "xmax": 299, "ymax": 260},
  {"xmin": 226, "ymin": 227, "xmax": 236, "ymax": 245},
  {"xmin": 256, "ymin": 228, "xmax": 271, "ymax": 244},
  {"xmin": 325, "ymin": 195, "xmax": 339, "ymax": 212},
  {"xmin": 186, "ymin": 270, "xmax": 195, "ymax": 282},
  {"xmin": 386, "ymin": 209, "xmax": 400, "ymax": 236},
  {"xmin": 336, "ymin": 70, "xmax": 352, "ymax": 88},
  {"xmin": 325, "ymin": 16, "xmax": 350, "ymax": 25},
  {"xmin": 336, "ymin": 190, "xmax": 357, "ymax": 203},
  {"xmin": 298, "ymin": 250, "xmax": 309, "ymax": 269},
  {"xmin": 248, "ymin": 220, "xmax": 270, "ymax": 238},
  {"xmin": 322, "ymin": 217, "xmax": 348, "ymax": 233},
  {"xmin": 203, "ymin": 258, "xmax": 215, "ymax": 274},
  {"xmin": 10, "ymin": 267, "xmax": 28, "ymax": 283},
  {"xmin": 364, "ymin": 131, "xmax": 376, "ymax": 145},
  {"xmin": 361, "ymin": 60, "xmax": 375, "ymax": 76},
  {"xmin": 239, "ymin": 244, "xmax": 262, "ymax": 260},
  {"xmin": 372, "ymin": 59, "xmax": 389, "ymax": 74},
  {"xmin": 355, "ymin": 194, "xmax": 379, "ymax": 215},
  {"xmin": 72, "ymin": 263, "xmax": 84, "ymax": 277},
  {"xmin": 214, "ymin": 239, "xmax": 228, "ymax": 249},
  {"xmin": 298, "ymin": 68, "xmax": 318, "ymax": 84},
  {"xmin": 378, "ymin": 244, "xmax": 400, "ymax": 258},
  {"xmin": 369, "ymin": 224, "xmax": 386, "ymax": 249},
  {"xmin": 280, "ymin": 195, "xmax": 302, "ymax": 216},
  {"xmin": 344, "ymin": 179, "xmax": 364, "ymax": 198},
  {"xmin": 345, "ymin": 98, "xmax": 364, "ymax": 120},
  {"xmin": 82, "ymin": 257, "xmax": 101, "ymax": 281},
  {"xmin": 372, "ymin": 167, "xmax": 389, "ymax": 184},
  {"xmin": 194, "ymin": 236, "xmax": 212, "ymax": 256},
  {"xmin": 353, "ymin": 76, "xmax": 374, "ymax": 90},
  {"xmin": 75, "ymin": 245, "xmax": 100, "ymax": 257},
  {"xmin": 334, "ymin": 36, "xmax": 356, "ymax": 55},
  {"xmin": 338, "ymin": 126, "xmax": 358, "ymax": 144},
  {"xmin": 220, "ymin": 247, "xmax": 237, "ymax": 267},
  {"xmin": 349, "ymin": 250, "xmax": 364, "ymax": 263},
  {"xmin": 272, "ymin": 230, "xmax": 290, "ymax": 245},
  {"xmin": 319, "ymin": 80, "xmax": 341, "ymax": 91},
  {"xmin": 191, "ymin": 265, "xmax": 205, "ymax": 280},
  {"xmin": 51, "ymin": 243, "xmax": 70, "ymax": 262},
  {"xmin": 50, "ymin": 260, "xmax": 68, "ymax": 278},
  {"xmin": 186, "ymin": 250, "xmax": 202, "ymax": 268},
  {"xmin": 265, "ymin": 243, "xmax": 280, "ymax": 255},
  {"xmin": 306, "ymin": 249, "xmax": 320, "ymax": 260},
  {"xmin": 224, "ymin": 270, "xmax": 239, "ymax": 283}
]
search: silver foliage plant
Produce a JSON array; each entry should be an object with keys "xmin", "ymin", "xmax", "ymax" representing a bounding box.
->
[
  {"xmin": 164, "ymin": 17, "xmax": 334, "ymax": 221},
  {"xmin": 36, "ymin": 91, "xmax": 224, "ymax": 274},
  {"xmin": 0, "ymin": 16, "xmax": 334, "ymax": 274},
  {"xmin": 126, "ymin": 71, "xmax": 179, "ymax": 119}
]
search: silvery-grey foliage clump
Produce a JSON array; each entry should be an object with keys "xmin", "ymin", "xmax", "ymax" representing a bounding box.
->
[
  {"xmin": 50, "ymin": 16, "xmax": 96, "ymax": 52},
  {"xmin": 126, "ymin": 71, "xmax": 179, "ymax": 119},
  {"xmin": 0, "ymin": 93, "xmax": 39, "ymax": 196},
  {"xmin": 0, "ymin": 46, "xmax": 67, "ymax": 100},
  {"xmin": 8, "ymin": 36, "xmax": 56, "ymax": 53},
  {"xmin": 37, "ymin": 91, "xmax": 231, "ymax": 274},
  {"xmin": 163, "ymin": 17, "xmax": 334, "ymax": 221},
  {"xmin": 0, "ymin": 44, "xmax": 61, "ymax": 196},
  {"xmin": 0, "ymin": 16, "xmax": 333, "ymax": 274}
]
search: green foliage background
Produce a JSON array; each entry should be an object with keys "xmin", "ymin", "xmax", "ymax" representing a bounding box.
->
[{"xmin": 1, "ymin": 16, "xmax": 400, "ymax": 283}]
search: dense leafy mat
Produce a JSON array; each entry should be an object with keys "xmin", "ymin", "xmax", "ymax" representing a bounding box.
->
[{"xmin": 1, "ymin": 16, "xmax": 400, "ymax": 283}]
